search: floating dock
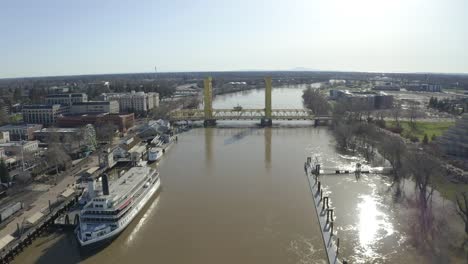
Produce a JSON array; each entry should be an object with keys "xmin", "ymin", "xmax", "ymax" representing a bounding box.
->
[{"xmin": 304, "ymin": 159, "xmax": 343, "ymax": 264}]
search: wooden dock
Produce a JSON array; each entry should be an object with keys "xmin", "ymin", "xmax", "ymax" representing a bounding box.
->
[{"xmin": 0, "ymin": 194, "xmax": 80, "ymax": 264}]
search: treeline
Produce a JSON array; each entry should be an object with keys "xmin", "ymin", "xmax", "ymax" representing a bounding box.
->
[
  {"xmin": 331, "ymin": 105, "xmax": 468, "ymax": 259},
  {"xmin": 428, "ymin": 96, "xmax": 466, "ymax": 115},
  {"xmin": 0, "ymin": 79, "xmax": 177, "ymax": 105}
]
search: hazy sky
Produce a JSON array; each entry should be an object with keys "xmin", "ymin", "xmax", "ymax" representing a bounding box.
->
[{"xmin": 1, "ymin": 0, "xmax": 468, "ymax": 78}]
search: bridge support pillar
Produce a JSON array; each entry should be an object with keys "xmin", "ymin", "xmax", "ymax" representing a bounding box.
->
[
  {"xmin": 260, "ymin": 118, "xmax": 272, "ymax": 127},
  {"xmin": 203, "ymin": 119, "xmax": 217, "ymax": 127}
]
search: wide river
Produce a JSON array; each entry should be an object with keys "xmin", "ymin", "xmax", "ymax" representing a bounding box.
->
[{"xmin": 15, "ymin": 86, "xmax": 438, "ymax": 263}]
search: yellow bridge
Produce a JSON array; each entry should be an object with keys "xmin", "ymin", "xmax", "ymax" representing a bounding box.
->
[{"xmin": 170, "ymin": 77, "xmax": 331, "ymax": 126}]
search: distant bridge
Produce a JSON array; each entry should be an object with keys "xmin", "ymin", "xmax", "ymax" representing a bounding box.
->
[{"xmin": 169, "ymin": 77, "xmax": 331, "ymax": 126}]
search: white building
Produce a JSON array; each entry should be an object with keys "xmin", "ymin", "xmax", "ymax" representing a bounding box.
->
[
  {"xmin": 0, "ymin": 140, "xmax": 39, "ymax": 153},
  {"xmin": 46, "ymin": 93, "xmax": 88, "ymax": 106},
  {"xmin": 70, "ymin": 101, "xmax": 119, "ymax": 114},
  {"xmin": 0, "ymin": 132, "xmax": 10, "ymax": 144},
  {"xmin": 22, "ymin": 104, "xmax": 65, "ymax": 125},
  {"xmin": 100, "ymin": 91, "xmax": 159, "ymax": 113}
]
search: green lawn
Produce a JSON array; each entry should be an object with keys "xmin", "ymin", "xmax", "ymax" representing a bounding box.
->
[
  {"xmin": 386, "ymin": 120, "xmax": 455, "ymax": 142},
  {"xmin": 386, "ymin": 120, "xmax": 466, "ymax": 202},
  {"xmin": 431, "ymin": 174, "xmax": 468, "ymax": 202}
]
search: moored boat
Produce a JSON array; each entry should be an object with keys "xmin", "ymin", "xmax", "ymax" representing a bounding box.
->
[{"xmin": 75, "ymin": 165, "xmax": 160, "ymax": 248}]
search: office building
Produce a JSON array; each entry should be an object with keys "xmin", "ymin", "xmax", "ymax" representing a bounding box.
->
[
  {"xmin": 70, "ymin": 101, "xmax": 119, "ymax": 114},
  {"xmin": 56, "ymin": 113, "xmax": 134, "ymax": 133},
  {"xmin": 0, "ymin": 124, "xmax": 43, "ymax": 141},
  {"xmin": 100, "ymin": 91, "xmax": 159, "ymax": 113},
  {"xmin": 22, "ymin": 104, "xmax": 65, "ymax": 125},
  {"xmin": 46, "ymin": 93, "xmax": 88, "ymax": 106}
]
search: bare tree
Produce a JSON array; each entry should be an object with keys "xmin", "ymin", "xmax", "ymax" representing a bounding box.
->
[
  {"xmin": 391, "ymin": 101, "xmax": 402, "ymax": 126},
  {"xmin": 302, "ymin": 88, "xmax": 331, "ymax": 115},
  {"xmin": 95, "ymin": 122, "xmax": 117, "ymax": 143},
  {"xmin": 378, "ymin": 134, "xmax": 406, "ymax": 184},
  {"xmin": 406, "ymin": 152, "xmax": 441, "ymax": 212},
  {"xmin": 44, "ymin": 143, "xmax": 71, "ymax": 175},
  {"xmin": 150, "ymin": 100, "xmax": 178, "ymax": 120},
  {"xmin": 456, "ymin": 192, "xmax": 468, "ymax": 245},
  {"xmin": 407, "ymin": 100, "xmax": 422, "ymax": 128}
]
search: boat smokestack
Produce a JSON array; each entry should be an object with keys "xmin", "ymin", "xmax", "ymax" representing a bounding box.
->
[
  {"xmin": 87, "ymin": 179, "xmax": 95, "ymax": 199},
  {"xmin": 102, "ymin": 174, "xmax": 110, "ymax": 195}
]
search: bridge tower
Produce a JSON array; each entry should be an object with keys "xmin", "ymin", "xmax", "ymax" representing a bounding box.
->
[
  {"xmin": 261, "ymin": 77, "xmax": 273, "ymax": 127},
  {"xmin": 203, "ymin": 77, "xmax": 216, "ymax": 127}
]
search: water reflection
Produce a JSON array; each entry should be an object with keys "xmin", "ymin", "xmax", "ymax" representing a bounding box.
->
[
  {"xmin": 355, "ymin": 193, "xmax": 395, "ymax": 262},
  {"xmin": 205, "ymin": 127, "xmax": 213, "ymax": 167},
  {"xmin": 264, "ymin": 128, "xmax": 271, "ymax": 171},
  {"xmin": 125, "ymin": 196, "xmax": 161, "ymax": 246}
]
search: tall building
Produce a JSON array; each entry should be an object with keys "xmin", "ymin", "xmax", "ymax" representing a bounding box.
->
[
  {"xmin": 100, "ymin": 91, "xmax": 159, "ymax": 113},
  {"xmin": 22, "ymin": 104, "xmax": 65, "ymax": 125},
  {"xmin": 46, "ymin": 93, "xmax": 88, "ymax": 106},
  {"xmin": 56, "ymin": 113, "xmax": 134, "ymax": 133},
  {"xmin": 70, "ymin": 101, "xmax": 119, "ymax": 114}
]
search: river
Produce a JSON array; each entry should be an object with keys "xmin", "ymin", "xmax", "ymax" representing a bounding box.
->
[{"xmin": 13, "ymin": 85, "xmax": 458, "ymax": 263}]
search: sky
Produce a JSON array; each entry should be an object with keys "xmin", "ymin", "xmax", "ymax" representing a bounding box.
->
[{"xmin": 1, "ymin": 0, "xmax": 468, "ymax": 78}]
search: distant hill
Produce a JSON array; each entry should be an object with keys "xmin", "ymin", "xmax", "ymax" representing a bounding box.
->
[{"xmin": 288, "ymin": 67, "xmax": 319, "ymax": 71}]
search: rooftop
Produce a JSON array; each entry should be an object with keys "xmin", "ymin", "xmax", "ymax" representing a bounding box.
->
[
  {"xmin": 0, "ymin": 124, "xmax": 42, "ymax": 129},
  {"xmin": 0, "ymin": 141, "xmax": 38, "ymax": 147},
  {"xmin": 108, "ymin": 166, "xmax": 154, "ymax": 203},
  {"xmin": 35, "ymin": 127, "xmax": 79, "ymax": 133},
  {"xmin": 46, "ymin": 93, "xmax": 86, "ymax": 98},
  {"xmin": 72, "ymin": 101, "xmax": 112, "ymax": 106},
  {"xmin": 23, "ymin": 104, "xmax": 61, "ymax": 109}
]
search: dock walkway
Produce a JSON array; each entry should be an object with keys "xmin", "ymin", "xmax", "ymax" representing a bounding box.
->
[{"xmin": 304, "ymin": 160, "xmax": 342, "ymax": 264}]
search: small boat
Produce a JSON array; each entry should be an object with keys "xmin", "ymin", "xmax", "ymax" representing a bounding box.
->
[
  {"xmin": 148, "ymin": 147, "xmax": 163, "ymax": 162},
  {"xmin": 233, "ymin": 105, "xmax": 243, "ymax": 111}
]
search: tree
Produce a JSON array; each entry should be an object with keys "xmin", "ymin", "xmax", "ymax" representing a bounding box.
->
[
  {"xmin": 154, "ymin": 80, "xmax": 175, "ymax": 98},
  {"xmin": 378, "ymin": 135, "xmax": 406, "ymax": 184},
  {"xmin": 407, "ymin": 100, "xmax": 421, "ymax": 127},
  {"xmin": 0, "ymin": 101, "xmax": 9, "ymax": 125},
  {"xmin": 455, "ymin": 192, "xmax": 468, "ymax": 241},
  {"xmin": 423, "ymin": 134, "xmax": 429, "ymax": 144},
  {"xmin": 44, "ymin": 144, "xmax": 71, "ymax": 175},
  {"xmin": 95, "ymin": 122, "xmax": 117, "ymax": 143},
  {"xmin": 406, "ymin": 152, "xmax": 441, "ymax": 212},
  {"xmin": 13, "ymin": 88, "xmax": 21, "ymax": 102},
  {"xmin": 149, "ymin": 101, "xmax": 178, "ymax": 120},
  {"xmin": 302, "ymin": 88, "xmax": 331, "ymax": 115},
  {"xmin": 391, "ymin": 101, "xmax": 402, "ymax": 126},
  {"xmin": 0, "ymin": 159, "xmax": 10, "ymax": 183}
]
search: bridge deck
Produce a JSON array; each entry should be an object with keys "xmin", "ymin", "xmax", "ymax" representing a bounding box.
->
[{"xmin": 170, "ymin": 108, "xmax": 331, "ymax": 121}]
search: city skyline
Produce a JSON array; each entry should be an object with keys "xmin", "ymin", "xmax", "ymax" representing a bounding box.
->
[{"xmin": 1, "ymin": 0, "xmax": 468, "ymax": 78}]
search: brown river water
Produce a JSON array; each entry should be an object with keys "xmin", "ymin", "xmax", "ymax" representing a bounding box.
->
[{"xmin": 13, "ymin": 86, "xmax": 461, "ymax": 264}]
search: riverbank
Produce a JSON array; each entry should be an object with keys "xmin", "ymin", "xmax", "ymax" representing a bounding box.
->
[{"xmin": 330, "ymin": 117, "xmax": 467, "ymax": 261}]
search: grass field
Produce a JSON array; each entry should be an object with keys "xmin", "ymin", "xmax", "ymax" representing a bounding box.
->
[
  {"xmin": 386, "ymin": 120, "xmax": 466, "ymax": 203},
  {"xmin": 431, "ymin": 174, "xmax": 468, "ymax": 202},
  {"xmin": 386, "ymin": 120, "xmax": 455, "ymax": 141}
]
